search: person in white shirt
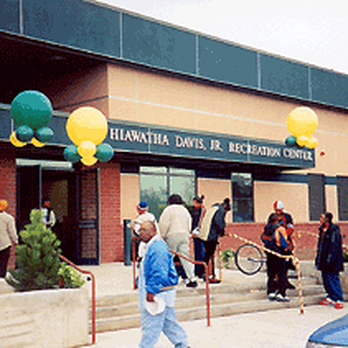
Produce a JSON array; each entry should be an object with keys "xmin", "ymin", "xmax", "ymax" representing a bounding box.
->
[
  {"xmin": 133, "ymin": 201, "xmax": 159, "ymax": 259},
  {"xmin": 159, "ymin": 194, "xmax": 197, "ymax": 288},
  {"xmin": 41, "ymin": 197, "xmax": 56, "ymax": 228},
  {"xmin": 0, "ymin": 200, "xmax": 18, "ymax": 277}
]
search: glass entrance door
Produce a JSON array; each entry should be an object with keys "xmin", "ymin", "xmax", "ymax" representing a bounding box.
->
[{"xmin": 17, "ymin": 165, "xmax": 41, "ymax": 231}]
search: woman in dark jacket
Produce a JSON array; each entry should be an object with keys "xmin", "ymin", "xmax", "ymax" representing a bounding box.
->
[{"xmin": 315, "ymin": 212, "xmax": 344, "ymax": 309}]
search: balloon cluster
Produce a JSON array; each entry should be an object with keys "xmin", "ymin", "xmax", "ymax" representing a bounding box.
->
[
  {"xmin": 64, "ymin": 107, "xmax": 114, "ymax": 166},
  {"xmin": 285, "ymin": 107, "xmax": 319, "ymax": 149},
  {"xmin": 10, "ymin": 91, "xmax": 54, "ymax": 147}
]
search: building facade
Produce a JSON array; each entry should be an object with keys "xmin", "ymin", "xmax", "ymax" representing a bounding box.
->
[{"xmin": 1, "ymin": 0, "xmax": 348, "ymax": 264}]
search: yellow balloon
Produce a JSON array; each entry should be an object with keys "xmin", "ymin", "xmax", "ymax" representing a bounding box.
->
[
  {"xmin": 306, "ymin": 136, "xmax": 319, "ymax": 149},
  {"xmin": 286, "ymin": 107, "xmax": 318, "ymax": 137},
  {"xmin": 10, "ymin": 132, "xmax": 26, "ymax": 147},
  {"xmin": 297, "ymin": 135, "xmax": 309, "ymax": 147},
  {"xmin": 31, "ymin": 137, "xmax": 45, "ymax": 147},
  {"xmin": 78, "ymin": 140, "xmax": 96, "ymax": 158},
  {"xmin": 66, "ymin": 107, "xmax": 107, "ymax": 146},
  {"xmin": 81, "ymin": 156, "xmax": 98, "ymax": 166}
]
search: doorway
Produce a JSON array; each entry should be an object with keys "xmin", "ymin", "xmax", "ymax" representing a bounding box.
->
[{"xmin": 16, "ymin": 159, "xmax": 100, "ymax": 265}]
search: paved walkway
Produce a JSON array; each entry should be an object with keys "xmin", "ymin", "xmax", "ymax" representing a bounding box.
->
[{"xmin": 79, "ymin": 263, "xmax": 348, "ymax": 348}]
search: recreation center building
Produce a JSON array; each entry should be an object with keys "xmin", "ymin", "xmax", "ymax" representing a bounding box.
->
[{"xmin": 1, "ymin": 0, "xmax": 348, "ymax": 264}]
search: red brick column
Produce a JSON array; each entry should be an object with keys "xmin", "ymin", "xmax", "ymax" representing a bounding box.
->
[
  {"xmin": 0, "ymin": 146, "xmax": 17, "ymax": 268},
  {"xmin": 98, "ymin": 161, "xmax": 123, "ymax": 262}
]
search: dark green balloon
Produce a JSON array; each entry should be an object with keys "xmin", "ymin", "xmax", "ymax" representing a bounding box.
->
[
  {"xmin": 64, "ymin": 145, "xmax": 81, "ymax": 163},
  {"xmin": 35, "ymin": 127, "xmax": 54, "ymax": 143},
  {"xmin": 285, "ymin": 135, "xmax": 297, "ymax": 147},
  {"xmin": 95, "ymin": 143, "xmax": 114, "ymax": 162},
  {"xmin": 11, "ymin": 90, "xmax": 53, "ymax": 130},
  {"xmin": 16, "ymin": 125, "xmax": 34, "ymax": 142}
]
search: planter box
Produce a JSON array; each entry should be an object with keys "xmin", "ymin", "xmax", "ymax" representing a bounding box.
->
[{"xmin": 0, "ymin": 283, "xmax": 89, "ymax": 348}]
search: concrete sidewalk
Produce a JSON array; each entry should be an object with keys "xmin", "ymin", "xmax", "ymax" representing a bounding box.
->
[
  {"xmin": 83, "ymin": 305, "xmax": 348, "ymax": 348},
  {"xmin": 79, "ymin": 263, "xmax": 348, "ymax": 348}
]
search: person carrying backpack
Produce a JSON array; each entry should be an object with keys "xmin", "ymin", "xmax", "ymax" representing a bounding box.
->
[{"xmin": 261, "ymin": 213, "xmax": 291, "ymax": 302}]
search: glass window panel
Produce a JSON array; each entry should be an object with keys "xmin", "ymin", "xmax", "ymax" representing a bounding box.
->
[
  {"xmin": 140, "ymin": 174, "xmax": 167, "ymax": 220},
  {"xmin": 232, "ymin": 172, "xmax": 254, "ymax": 222},
  {"xmin": 140, "ymin": 166, "xmax": 166, "ymax": 174},
  {"xmin": 170, "ymin": 176, "xmax": 195, "ymax": 205},
  {"xmin": 169, "ymin": 167, "xmax": 194, "ymax": 176},
  {"xmin": 233, "ymin": 199, "xmax": 253, "ymax": 222}
]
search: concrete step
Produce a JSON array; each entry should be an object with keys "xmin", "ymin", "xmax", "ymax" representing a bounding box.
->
[
  {"xmin": 93, "ymin": 283, "xmax": 324, "ymax": 319},
  {"xmin": 89, "ymin": 280, "xmax": 326, "ymax": 333},
  {"xmin": 90, "ymin": 292, "xmax": 326, "ymax": 333},
  {"xmin": 92, "ymin": 275, "xmax": 317, "ymax": 308}
]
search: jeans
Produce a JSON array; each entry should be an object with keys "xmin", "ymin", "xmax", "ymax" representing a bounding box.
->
[
  {"xmin": 139, "ymin": 306, "xmax": 188, "ymax": 348},
  {"xmin": 193, "ymin": 237, "xmax": 205, "ymax": 276},
  {"xmin": 322, "ymin": 270, "xmax": 343, "ymax": 302},
  {"xmin": 203, "ymin": 240, "xmax": 218, "ymax": 278},
  {"xmin": 266, "ymin": 253, "xmax": 287, "ymax": 296}
]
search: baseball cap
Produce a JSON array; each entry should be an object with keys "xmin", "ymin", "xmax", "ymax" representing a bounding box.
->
[
  {"xmin": 273, "ymin": 200, "xmax": 284, "ymax": 210},
  {"xmin": 137, "ymin": 201, "xmax": 148, "ymax": 211}
]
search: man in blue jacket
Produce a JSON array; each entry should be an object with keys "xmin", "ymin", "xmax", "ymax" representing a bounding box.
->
[
  {"xmin": 316, "ymin": 212, "xmax": 344, "ymax": 309},
  {"xmin": 138, "ymin": 220, "xmax": 189, "ymax": 348}
]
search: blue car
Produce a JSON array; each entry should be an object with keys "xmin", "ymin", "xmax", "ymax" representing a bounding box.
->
[{"xmin": 306, "ymin": 314, "xmax": 348, "ymax": 347}]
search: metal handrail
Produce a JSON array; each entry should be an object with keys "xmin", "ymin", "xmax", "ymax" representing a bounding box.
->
[
  {"xmin": 59, "ymin": 254, "xmax": 97, "ymax": 345},
  {"xmin": 131, "ymin": 237, "xmax": 211, "ymax": 327}
]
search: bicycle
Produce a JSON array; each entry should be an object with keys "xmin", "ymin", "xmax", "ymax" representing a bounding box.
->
[{"xmin": 234, "ymin": 243, "xmax": 266, "ymax": 275}]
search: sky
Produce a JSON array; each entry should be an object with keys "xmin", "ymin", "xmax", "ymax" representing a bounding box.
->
[{"xmin": 95, "ymin": 0, "xmax": 348, "ymax": 75}]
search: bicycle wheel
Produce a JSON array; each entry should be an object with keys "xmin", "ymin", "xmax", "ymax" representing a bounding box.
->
[{"xmin": 235, "ymin": 244, "xmax": 264, "ymax": 275}]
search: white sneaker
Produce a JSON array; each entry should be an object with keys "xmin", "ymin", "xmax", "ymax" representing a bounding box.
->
[
  {"xmin": 268, "ymin": 293, "xmax": 277, "ymax": 301},
  {"xmin": 276, "ymin": 293, "xmax": 290, "ymax": 302}
]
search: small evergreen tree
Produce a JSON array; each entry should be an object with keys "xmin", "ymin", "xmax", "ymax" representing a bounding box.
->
[{"xmin": 6, "ymin": 209, "xmax": 62, "ymax": 291}]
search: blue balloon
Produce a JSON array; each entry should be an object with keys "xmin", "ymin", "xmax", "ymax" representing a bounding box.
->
[
  {"xmin": 35, "ymin": 127, "xmax": 54, "ymax": 143},
  {"xmin": 11, "ymin": 90, "xmax": 53, "ymax": 130},
  {"xmin": 16, "ymin": 125, "xmax": 34, "ymax": 142},
  {"xmin": 95, "ymin": 143, "xmax": 114, "ymax": 162},
  {"xmin": 64, "ymin": 145, "xmax": 81, "ymax": 163},
  {"xmin": 285, "ymin": 135, "xmax": 297, "ymax": 147}
]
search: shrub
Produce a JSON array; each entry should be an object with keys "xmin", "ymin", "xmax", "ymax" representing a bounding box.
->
[
  {"xmin": 220, "ymin": 249, "xmax": 235, "ymax": 268},
  {"xmin": 58, "ymin": 262, "xmax": 86, "ymax": 288},
  {"xmin": 6, "ymin": 209, "xmax": 85, "ymax": 291}
]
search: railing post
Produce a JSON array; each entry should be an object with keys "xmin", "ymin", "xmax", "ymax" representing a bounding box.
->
[{"xmin": 124, "ymin": 219, "xmax": 132, "ymax": 266}]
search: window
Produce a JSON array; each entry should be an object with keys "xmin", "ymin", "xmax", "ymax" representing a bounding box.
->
[
  {"xmin": 232, "ymin": 173, "xmax": 253, "ymax": 222},
  {"xmin": 308, "ymin": 174, "xmax": 326, "ymax": 221},
  {"xmin": 140, "ymin": 167, "xmax": 195, "ymax": 219},
  {"xmin": 337, "ymin": 176, "xmax": 348, "ymax": 221}
]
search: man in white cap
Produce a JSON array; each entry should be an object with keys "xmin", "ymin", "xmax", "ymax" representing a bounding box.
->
[
  {"xmin": 138, "ymin": 220, "xmax": 190, "ymax": 348},
  {"xmin": 0, "ymin": 200, "xmax": 18, "ymax": 278},
  {"xmin": 133, "ymin": 201, "xmax": 159, "ymax": 260},
  {"xmin": 270, "ymin": 200, "xmax": 295, "ymax": 289}
]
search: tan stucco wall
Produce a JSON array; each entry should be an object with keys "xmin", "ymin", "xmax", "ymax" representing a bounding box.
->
[
  {"xmin": 120, "ymin": 173, "xmax": 139, "ymax": 222},
  {"xmin": 325, "ymin": 184, "xmax": 339, "ymax": 219},
  {"xmin": 254, "ymin": 181, "xmax": 309, "ymax": 223},
  {"xmin": 106, "ymin": 64, "xmax": 348, "ymax": 177},
  {"xmin": 197, "ymin": 178, "xmax": 232, "ymax": 223}
]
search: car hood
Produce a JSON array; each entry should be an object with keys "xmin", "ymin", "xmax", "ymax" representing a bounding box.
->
[{"xmin": 308, "ymin": 314, "xmax": 348, "ymax": 346}]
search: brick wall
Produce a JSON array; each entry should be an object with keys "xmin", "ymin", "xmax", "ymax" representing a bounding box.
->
[
  {"xmin": 99, "ymin": 161, "xmax": 123, "ymax": 262},
  {"xmin": 220, "ymin": 222, "xmax": 348, "ymax": 261},
  {"xmin": 0, "ymin": 146, "xmax": 17, "ymax": 268}
]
